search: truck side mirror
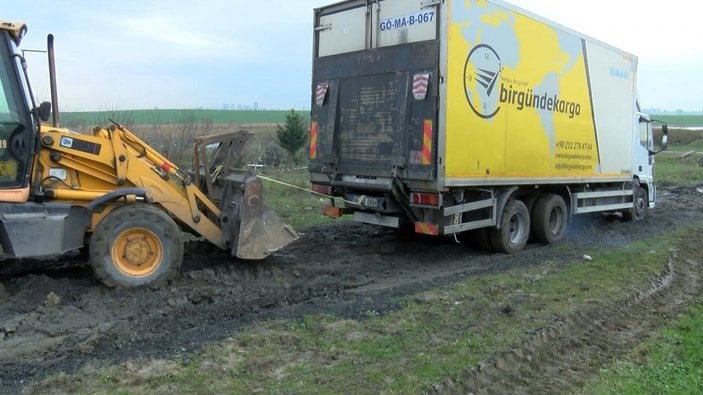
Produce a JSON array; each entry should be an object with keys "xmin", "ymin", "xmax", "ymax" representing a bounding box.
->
[
  {"xmin": 649, "ymin": 120, "xmax": 668, "ymax": 154},
  {"xmin": 38, "ymin": 101, "xmax": 52, "ymax": 122},
  {"xmin": 660, "ymin": 123, "xmax": 668, "ymax": 148}
]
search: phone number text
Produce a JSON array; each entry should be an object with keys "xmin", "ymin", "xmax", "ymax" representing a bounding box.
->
[{"xmin": 556, "ymin": 140, "xmax": 593, "ymax": 151}]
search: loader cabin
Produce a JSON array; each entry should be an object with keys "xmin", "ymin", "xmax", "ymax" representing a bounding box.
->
[{"xmin": 0, "ymin": 20, "xmax": 35, "ymax": 203}]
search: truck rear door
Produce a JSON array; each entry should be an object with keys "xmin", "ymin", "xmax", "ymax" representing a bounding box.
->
[{"xmin": 310, "ymin": 0, "xmax": 440, "ymax": 185}]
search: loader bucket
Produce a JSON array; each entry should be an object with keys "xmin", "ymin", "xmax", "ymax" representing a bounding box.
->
[{"xmin": 234, "ymin": 176, "xmax": 299, "ymax": 259}]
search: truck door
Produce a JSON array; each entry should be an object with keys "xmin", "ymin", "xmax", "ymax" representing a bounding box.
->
[
  {"xmin": 0, "ymin": 32, "xmax": 34, "ymax": 201},
  {"xmin": 311, "ymin": 0, "xmax": 440, "ymax": 183}
]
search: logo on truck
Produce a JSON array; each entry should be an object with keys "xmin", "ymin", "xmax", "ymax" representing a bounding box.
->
[
  {"xmin": 464, "ymin": 44, "xmax": 583, "ymax": 120},
  {"xmin": 464, "ymin": 44, "xmax": 502, "ymax": 119}
]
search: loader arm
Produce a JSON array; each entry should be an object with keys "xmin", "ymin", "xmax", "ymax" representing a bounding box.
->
[{"xmin": 36, "ymin": 124, "xmax": 226, "ymax": 248}]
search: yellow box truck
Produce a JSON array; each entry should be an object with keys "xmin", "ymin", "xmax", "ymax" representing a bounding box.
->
[{"xmin": 308, "ymin": 0, "xmax": 668, "ymax": 253}]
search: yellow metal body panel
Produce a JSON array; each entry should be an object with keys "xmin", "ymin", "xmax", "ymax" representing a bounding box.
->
[
  {"xmin": 34, "ymin": 125, "xmax": 225, "ymax": 247},
  {"xmin": 0, "ymin": 20, "xmax": 27, "ymax": 44},
  {"xmin": 444, "ymin": 1, "xmax": 615, "ymax": 183}
]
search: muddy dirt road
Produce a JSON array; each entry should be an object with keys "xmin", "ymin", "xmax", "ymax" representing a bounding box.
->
[{"xmin": 1, "ymin": 186, "xmax": 702, "ymax": 393}]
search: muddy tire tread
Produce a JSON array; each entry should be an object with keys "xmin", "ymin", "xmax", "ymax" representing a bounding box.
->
[{"xmin": 89, "ymin": 204, "xmax": 183, "ymax": 288}]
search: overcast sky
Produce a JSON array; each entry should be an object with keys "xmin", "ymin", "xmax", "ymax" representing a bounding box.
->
[{"xmin": 6, "ymin": 0, "xmax": 701, "ymax": 112}]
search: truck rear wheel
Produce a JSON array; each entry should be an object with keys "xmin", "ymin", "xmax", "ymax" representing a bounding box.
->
[
  {"xmin": 531, "ymin": 194, "xmax": 568, "ymax": 244},
  {"xmin": 89, "ymin": 205, "xmax": 183, "ymax": 288},
  {"xmin": 489, "ymin": 199, "xmax": 530, "ymax": 254},
  {"xmin": 623, "ymin": 186, "xmax": 648, "ymax": 221}
]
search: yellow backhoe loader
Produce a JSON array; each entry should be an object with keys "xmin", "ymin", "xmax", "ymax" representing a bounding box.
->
[{"xmin": 0, "ymin": 20, "xmax": 298, "ymax": 287}]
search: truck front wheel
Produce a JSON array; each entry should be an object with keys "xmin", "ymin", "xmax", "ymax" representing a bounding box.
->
[
  {"xmin": 89, "ymin": 205, "xmax": 183, "ymax": 288},
  {"xmin": 489, "ymin": 199, "xmax": 530, "ymax": 254},
  {"xmin": 531, "ymin": 194, "xmax": 568, "ymax": 244},
  {"xmin": 623, "ymin": 186, "xmax": 648, "ymax": 221}
]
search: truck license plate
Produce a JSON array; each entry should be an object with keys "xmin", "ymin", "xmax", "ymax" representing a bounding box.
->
[{"xmin": 363, "ymin": 197, "xmax": 379, "ymax": 208}]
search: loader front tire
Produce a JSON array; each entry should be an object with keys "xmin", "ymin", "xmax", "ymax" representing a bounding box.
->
[{"xmin": 90, "ymin": 205, "xmax": 183, "ymax": 288}]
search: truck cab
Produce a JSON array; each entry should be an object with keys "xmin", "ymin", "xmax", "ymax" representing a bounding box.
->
[{"xmin": 633, "ymin": 111, "xmax": 668, "ymax": 216}]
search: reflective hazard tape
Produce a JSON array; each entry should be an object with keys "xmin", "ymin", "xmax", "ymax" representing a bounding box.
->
[
  {"xmin": 414, "ymin": 222, "xmax": 439, "ymax": 235},
  {"xmin": 309, "ymin": 121, "xmax": 319, "ymax": 159},
  {"xmin": 422, "ymin": 119, "xmax": 433, "ymax": 165}
]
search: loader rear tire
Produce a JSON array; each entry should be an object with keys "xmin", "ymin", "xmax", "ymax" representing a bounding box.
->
[
  {"xmin": 489, "ymin": 199, "xmax": 530, "ymax": 254},
  {"xmin": 90, "ymin": 205, "xmax": 183, "ymax": 288}
]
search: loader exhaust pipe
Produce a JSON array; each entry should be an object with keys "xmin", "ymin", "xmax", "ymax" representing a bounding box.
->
[{"xmin": 47, "ymin": 34, "xmax": 59, "ymax": 127}]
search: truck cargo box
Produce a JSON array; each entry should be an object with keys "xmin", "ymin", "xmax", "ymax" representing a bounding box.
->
[
  {"xmin": 309, "ymin": 0, "xmax": 666, "ymax": 250},
  {"xmin": 310, "ymin": 0, "xmax": 639, "ymax": 187}
]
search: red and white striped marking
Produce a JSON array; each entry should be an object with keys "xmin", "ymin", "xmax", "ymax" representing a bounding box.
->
[
  {"xmin": 309, "ymin": 121, "xmax": 319, "ymax": 159},
  {"xmin": 422, "ymin": 119, "xmax": 433, "ymax": 165},
  {"xmin": 315, "ymin": 83, "xmax": 329, "ymax": 106},
  {"xmin": 412, "ymin": 73, "xmax": 430, "ymax": 100}
]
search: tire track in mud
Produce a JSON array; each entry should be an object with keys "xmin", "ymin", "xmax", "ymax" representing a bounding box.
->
[
  {"xmin": 1, "ymin": 186, "xmax": 702, "ymax": 393},
  {"xmin": 432, "ymin": 231, "xmax": 703, "ymax": 394},
  {"xmin": 0, "ymin": 225, "xmax": 494, "ymax": 392}
]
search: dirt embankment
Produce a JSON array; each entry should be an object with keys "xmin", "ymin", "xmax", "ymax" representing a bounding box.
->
[{"xmin": 1, "ymin": 186, "xmax": 702, "ymax": 393}]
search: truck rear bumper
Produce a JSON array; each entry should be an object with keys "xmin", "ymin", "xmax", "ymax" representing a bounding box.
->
[{"xmin": 353, "ymin": 211, "xmax": 401, "ymax": 228}]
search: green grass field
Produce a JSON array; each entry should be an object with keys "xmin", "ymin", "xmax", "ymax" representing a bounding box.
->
[
  {"xmin": 59, "ymin": 110, "xmax": 701, "ymax": 128},
  {"xmin": 583, "ymin": 296, "xmax": 703, "ymax": 394},
  {"xmin": 60, "ymin": 108, "xmax": 296, "ymax": 126},
  {"xmin": 650, "ymin": 114, "xmax": 703, "ymax": 127}
]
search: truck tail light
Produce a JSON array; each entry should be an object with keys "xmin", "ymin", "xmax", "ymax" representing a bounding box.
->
[
  {"xmin": 311, "ymin": 183, "xmax": 332, "ymax": 196},
  {"xmin": 410, "ymin": 192, "xmax": 440, "ymax": 207}
]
